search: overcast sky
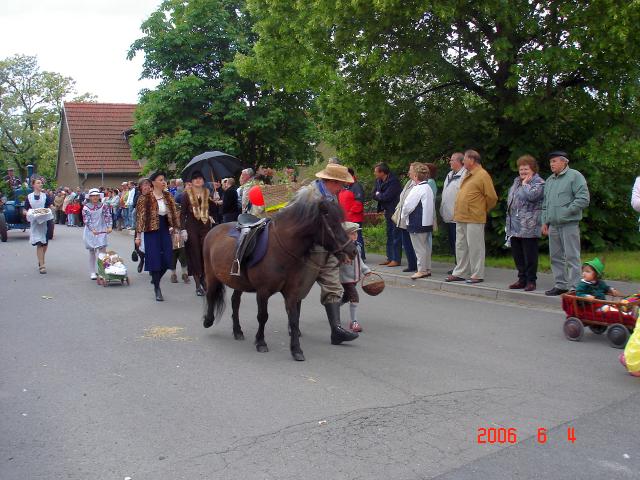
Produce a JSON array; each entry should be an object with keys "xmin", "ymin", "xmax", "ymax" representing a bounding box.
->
[{"xmin": 1, "ymin": 0, "xmax": 163, "ymax": 104}]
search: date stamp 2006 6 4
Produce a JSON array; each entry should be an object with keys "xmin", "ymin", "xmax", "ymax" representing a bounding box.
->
[{"xmin": 477, "ymin": 427, "xmax": 576, "ymax": 445}]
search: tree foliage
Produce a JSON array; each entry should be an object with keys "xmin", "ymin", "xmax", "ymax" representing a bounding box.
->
[
  {"xmin": 0, "ymin": 55, "xmax": 94, "ymax": 182},
  {"xmin": 127, "ymin": 0, "xmax": 318, "ymax": 176},
  {"xmin": 242, "ymin": 0, "xmax": 640, "ymax": 250}
]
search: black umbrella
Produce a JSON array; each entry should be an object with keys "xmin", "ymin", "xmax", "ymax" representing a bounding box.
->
[{"xmin": 181, "ymin": 151, "xmax": 243, "ymax": 183}]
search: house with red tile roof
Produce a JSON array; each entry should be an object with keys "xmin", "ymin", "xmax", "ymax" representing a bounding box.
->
[{"xmin": 56, "ymin": 102, "xmax": 143, "ymax": 188}]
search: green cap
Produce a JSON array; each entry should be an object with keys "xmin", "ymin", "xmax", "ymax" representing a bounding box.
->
[{"xmin": 583, "ymin": 257, "xmax": 605, "ymax": 277}]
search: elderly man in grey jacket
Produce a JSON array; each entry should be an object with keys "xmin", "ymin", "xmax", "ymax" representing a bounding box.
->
[
  {"xmin": 541, "ymin": 151, "xmax": 590, "ymax": 296},
  {"xmin": 439, "ymin": 152, "xmax": 466, "ymax": 273}
]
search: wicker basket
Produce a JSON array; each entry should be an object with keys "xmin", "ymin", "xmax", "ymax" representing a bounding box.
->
[{"xmin": 361, "ymin": 272, "xmax": 385, "ymax": 296}]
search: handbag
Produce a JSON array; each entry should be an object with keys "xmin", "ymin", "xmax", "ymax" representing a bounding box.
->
[
  {"xmin": 172, "ymin": 231, "xmax": 184, "ymax": 250},
  {"xmin": 390, "ymin": 203, "xmax": 401, "ymax": 226}
]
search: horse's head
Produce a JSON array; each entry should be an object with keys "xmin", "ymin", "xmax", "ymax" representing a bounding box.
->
[{"xmin": 316, "ymin": 200, "xmax": 358, "ymax": 262}]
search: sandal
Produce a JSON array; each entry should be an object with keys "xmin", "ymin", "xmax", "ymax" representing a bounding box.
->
[
  {"xmin": 445, "ymin": 275, "xmax": 465, "ymax": 282},
  {"xmin": 39, "ymin": 265, "xmax": 47, "ymax": 274},
  {"xmin": 465, "ymin": 278, "xmax": 484, "ymax": 284}
]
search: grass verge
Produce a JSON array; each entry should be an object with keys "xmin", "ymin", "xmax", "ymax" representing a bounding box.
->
[{"xmin": 363, "ymin": 224, "xmax": 640, "ymax": 282}]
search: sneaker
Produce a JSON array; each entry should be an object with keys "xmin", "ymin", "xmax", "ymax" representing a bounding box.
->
[
  {"xmin": 170, "ymin": 273, "xmax": 178, "ymax": 283},
  {"xmin": 182, "ymin": 273, "xmax": 190, "ymax": 284},
  {"xmin": 90, "ymin": 273, "xmax": 97, "ymax": 280},
  {"xmin": 350, "ymin": 321, "xmax": 362, "ymax": 333},
  {"xmin": 411, "ymin": 271, "xmax": 431, "ymax": 279}
]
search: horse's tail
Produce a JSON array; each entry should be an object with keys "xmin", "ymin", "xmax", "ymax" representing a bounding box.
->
[{"xmin": 204, "ymin": 279, "xmax": 226, "ymax": 328}]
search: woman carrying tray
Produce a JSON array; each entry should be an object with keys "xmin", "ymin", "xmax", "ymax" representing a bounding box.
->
[
  {"xmin": 23, "ymin": 177, "xmax": 54, "ymax": 274},
  {"xmin": 82, "ymin": 188, "xmax": 112, "ymax": 280}
]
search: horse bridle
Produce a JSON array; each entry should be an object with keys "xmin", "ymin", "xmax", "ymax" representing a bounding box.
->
[
  {"xmin": 271, "ymin": 214, "xmax": 354, "ymax": 260},
  {"xmin": 320, "ymin": 213, "xmax": 354, "ymax": 257}
]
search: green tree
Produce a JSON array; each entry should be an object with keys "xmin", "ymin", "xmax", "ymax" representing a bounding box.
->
[
  {"xmin": 0, "ymin": 55, "xmax": 94, "ymax": 182},
  {"xmin": 127, "ymin": 0, "xmax": 317, "ymax": 176},
  {"xmin": 242, "ymin": 0, "xmax": 640, "ymax": 250}
]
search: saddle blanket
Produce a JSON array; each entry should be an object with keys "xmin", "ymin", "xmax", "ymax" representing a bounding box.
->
[{"xmin": 227, "ymin": 222, "xmax": 270, "ymax": 269}]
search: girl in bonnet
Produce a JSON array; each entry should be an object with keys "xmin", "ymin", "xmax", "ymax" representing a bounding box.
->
[{"xmin": 82, "ymin": 188, "xmax": 112, "ymax": 280}]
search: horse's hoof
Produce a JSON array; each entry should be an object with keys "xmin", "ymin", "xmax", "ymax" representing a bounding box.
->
[
  {"xmin": 256, "ymin": 344, "xmax": 269, "ymax": 353},
  {"xmin": 203, "ymin": 318, "xmax": 213, "ymax": 328},
  {"xmin": 234, "ymin": 332, "xmax": 245, "ymax": 340},
  {"xmin": 291, "ymin": 351, "xmax": 305, "ymax": 362}
]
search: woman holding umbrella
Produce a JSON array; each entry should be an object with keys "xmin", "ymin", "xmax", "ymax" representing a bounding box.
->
[
  {"xmin": 135, "ymin": 171, "xmax": 180, "ymax": 301},
  {"xmin": 181, "ymin": 171, "xmax": 216, "ymax": 296}
]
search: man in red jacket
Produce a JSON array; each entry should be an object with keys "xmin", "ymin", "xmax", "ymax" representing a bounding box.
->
[{"xmin": 338, "ymin": 168, "xmax": 366, "ymax": 260}]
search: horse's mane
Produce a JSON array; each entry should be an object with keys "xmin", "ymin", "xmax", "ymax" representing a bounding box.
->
[{"xmin": 273, "ymin": 188, "xmax": 344, "ymax": 236}]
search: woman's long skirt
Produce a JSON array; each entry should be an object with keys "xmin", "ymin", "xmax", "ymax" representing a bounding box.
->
[
  {"xmin": 185, "ymin": 220, "xmax": 212, "ymax": 277},
  {"xmin": 143, "ymin": 216, "xmax": 173, "ymax": 272}
]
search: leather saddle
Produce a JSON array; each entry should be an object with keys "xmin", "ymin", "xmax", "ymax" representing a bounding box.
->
[{"xmin": 230, "ymin": 214, "xmax": 270, "ymax": 276}]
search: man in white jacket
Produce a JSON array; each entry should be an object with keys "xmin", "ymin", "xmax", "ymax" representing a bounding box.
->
[
  {"xmin": 632, "ymin": 176, "xmax": 640, "ymax": 213},
  {"xmin": 632, "ymin": 177, "xmax": 640, "ymax": 232},
  {"xmin": 439, "ymin": 152, "xmax": 466, "ymax": 272}
]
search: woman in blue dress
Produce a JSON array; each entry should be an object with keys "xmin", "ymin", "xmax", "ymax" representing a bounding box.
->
[{"xmin": 134, "ymin": 172, "xmax": 180, "ymax": 301}]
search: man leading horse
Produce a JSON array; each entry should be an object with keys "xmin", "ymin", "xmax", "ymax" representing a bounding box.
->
[{"xmin": 297, "ymin": 163, "xmax": 360, "ymax": 345}]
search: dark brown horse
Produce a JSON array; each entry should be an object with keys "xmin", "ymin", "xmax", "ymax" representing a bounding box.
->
[{"xmin": 202, "ymin": 195, "xmax": 357, "ymax": 361}]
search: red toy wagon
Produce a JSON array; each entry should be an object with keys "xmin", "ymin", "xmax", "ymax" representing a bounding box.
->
[{"xmin": 562, "ymin": 294, "xmax": 639, "ymax": 348}]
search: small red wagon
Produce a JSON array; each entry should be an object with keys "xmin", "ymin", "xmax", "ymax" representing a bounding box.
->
[{"xmin": 561, "ymin": 294, "xmax": 638, "ymax": 348}]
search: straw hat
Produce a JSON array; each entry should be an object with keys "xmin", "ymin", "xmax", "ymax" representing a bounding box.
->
[
  {"xmin": 88, "ymin": 188, "xmax": 101, "ymax": 196},
  {"xmin": 315, "ymin": 163, "xmax": 354, "ymax": 183}
]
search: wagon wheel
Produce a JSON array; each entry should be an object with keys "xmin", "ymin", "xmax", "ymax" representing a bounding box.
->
[
  {"xmin": 103, "ymin": 278, "xmax": 109, "ymax": 287},
  {"xmin": 0, "ymin": 214, "xmax": 7, "ymax": 242},
  {"xmin": 563, "ymin": 317, "xmax": 584, "ymax": 342},
  {"xmin": 121, "ymin": 278, "xmax": 125, "ymax": 285},
  {"xmin": 125, "ymin": 277, "xmax": 130, "ymax": 285},
  {"xmin": 96, "ymin": 277, "xmax": 102, "ymax": 286},
  {"xmin": 606, "ymin": 323, "xmax": 629, "ymax": 349},
  {"xmin": 588, "ymin": 325, "xmax": 607, "ymax": 335}
]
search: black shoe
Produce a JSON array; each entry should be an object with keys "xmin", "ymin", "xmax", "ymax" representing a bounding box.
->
[
  {"xmin": 545, "ymin": 287, "xmax": 568, "ymax": 296},
  {"xmin": 325, "ymin": 303, "xmax": 358, "ymax": 344},
  {"xmin": 447, "ymin": 269, "xmax": 454, "ymax": 275},
  {"xmin": 331, "ymin": 326, "xmax": 359, "ymax": 345},
  {"xmin": 155, "ymin": 287, "xmax": 164, "ymax": 301},
  {"xmin": 196, "ymin": 286, "xmax": 205, "ymax": 296},
  {"xmin": 402, "ymin": 267, "xmax": 417, "ymax": 273}
]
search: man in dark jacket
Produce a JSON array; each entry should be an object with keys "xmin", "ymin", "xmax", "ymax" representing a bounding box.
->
[{"xmin": 373, "ymin": 162, "xmax": 402, "ymax": 266}]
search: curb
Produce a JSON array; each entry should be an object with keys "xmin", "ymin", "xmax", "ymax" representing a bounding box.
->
[{"xmin": 376, "ymin": 270, "xmax": 562, "ymax": 308}]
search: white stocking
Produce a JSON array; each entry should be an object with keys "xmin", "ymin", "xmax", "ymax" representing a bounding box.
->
[{"xmin": 89, "ymin": 249, "xmax": 97, "ymax": 274}]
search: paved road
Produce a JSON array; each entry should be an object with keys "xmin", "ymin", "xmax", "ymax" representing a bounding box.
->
[{"xmin": 1, "ymin": 226, "xmax": 638, "ymax": 479}]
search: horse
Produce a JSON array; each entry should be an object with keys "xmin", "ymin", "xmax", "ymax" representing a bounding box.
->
[{"xmin": 202, "ymin": 193, "xmax": 358, "ymax": 361}]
